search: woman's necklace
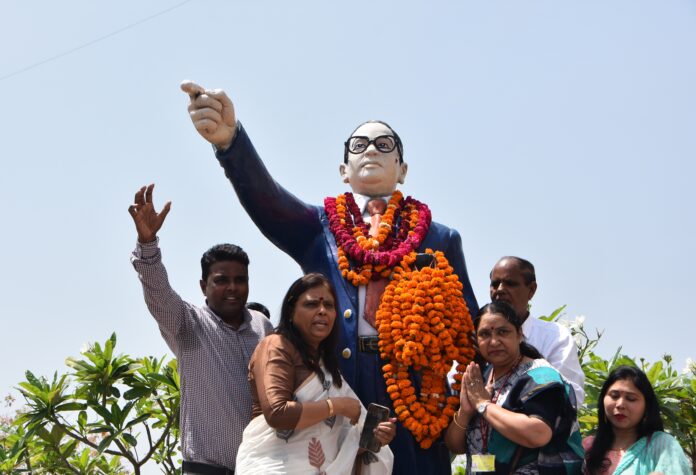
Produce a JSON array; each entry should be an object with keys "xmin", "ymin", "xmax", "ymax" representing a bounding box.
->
[
  {"xmin": 488, "ymin": 355, "xmax": 523, "ymax": 387},
  {"xmin": 479, "ymin": 355, "xmax": 523, "ymax": 454}
]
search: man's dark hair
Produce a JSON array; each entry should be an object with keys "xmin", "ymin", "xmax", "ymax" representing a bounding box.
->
[
  {"xmin": 200, "ymin": 244, "xmax": 249, "ymax": 281},
  {"xmin": 343, "ymin": 119, "xmax": 404, "ymax": 164},
  {"xmin": 494, "ymin": 256, "xmax": 537, "ymax": 285},
  {"xmin": 246, "ymin": 301, "xmax": 271, "ymax": 319},
  {"xmin": 585, "ymin": 366, "xmax": 664, "ymax": 474},
  {"xmin": 275, "ymin": 273, "xmax": 343, "ymax": 388}
]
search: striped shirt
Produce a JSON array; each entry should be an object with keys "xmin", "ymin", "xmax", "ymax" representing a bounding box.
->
[{"xmin": 131, "ymin": 240, "xmax": 273, "ymax": 470}]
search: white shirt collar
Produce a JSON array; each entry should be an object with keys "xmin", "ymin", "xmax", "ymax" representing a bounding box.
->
[
  {"xmin": 353, "ymin": 193, "xmax": 390, "ymax": 216},
  {"xmin": 521, "ymin": 313, "xmax": 535, "ymax": 337}
]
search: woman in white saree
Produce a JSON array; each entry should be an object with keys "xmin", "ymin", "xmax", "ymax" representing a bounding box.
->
[{"xmin": 236, "ymin": 273, "xmax": 395, "ymax": 475}]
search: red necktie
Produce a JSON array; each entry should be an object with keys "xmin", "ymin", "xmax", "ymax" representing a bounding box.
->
[{"xmin": 364, "ymin": 198, "xmax": 388, "ymax": 328}]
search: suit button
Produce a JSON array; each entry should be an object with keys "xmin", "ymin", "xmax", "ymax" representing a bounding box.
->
[
  {"xmin": 343, "ymin": 309, "xmax": 352, "ymax": 319},
  {"xmin": 341, "ymin": 348, "xmax": 352, "ymax": 359}
]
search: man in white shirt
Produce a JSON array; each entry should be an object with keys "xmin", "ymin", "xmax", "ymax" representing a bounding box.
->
[{"xmin": 489, "ymin": 256, "xmax": 585, "ymax": 405}]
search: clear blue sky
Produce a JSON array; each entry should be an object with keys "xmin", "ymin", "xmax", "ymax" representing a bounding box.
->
[{"xmin": 2, "ymin": 0, "xmax": 694, "ymax": 437}]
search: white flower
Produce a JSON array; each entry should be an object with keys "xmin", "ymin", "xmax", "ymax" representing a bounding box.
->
[
  {"xmin": 573, "ymin": 333, "xmax": 584, "ymax": 348},
  {"xmin": 558, "ymin": 315, "xmax": 585, "ymax": 334},
  {"xmin": 682, "ymin": 358, "xmax": 696, "ymax": 376},
  {"xmin": 80, "ymin": 342, "xmax": 93, "ymax": 354}
]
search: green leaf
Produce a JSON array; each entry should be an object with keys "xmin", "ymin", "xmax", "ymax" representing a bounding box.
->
[
  {"xmin": 78, "ymin": 410, "xmax": 87, "ymax": 429},
  {"xmin": 111, "ymin": 402, "xmax": 122, "ymax": 427},
  {"xmin": 128, "ymin": 361, "xmax": 145, "ymax": 372},
  {"xmin": 539, "ymin": 305, "xmax": 567, "ymax": 322},
  {"xmin": 54, "ymin": 402, "xmax": 86, "ymax": 412},
  {"xmin": 121, "ymin": 401, "xmax": 135, "ymax": 420},
  {"xmin": 104, "ymin": 334, "xmax": 115, "ymax": 362},
  {"xmin": 97, "ymin": 433, "xmax": 116, "ymax": 454},
  {"xmin": 49, "ymin": 423, "xmax": 65, "ymax": 444},
  {"xmin": 24, "ymin": 370, "xmax": 43, "ymax": 388},
  {"xmin": 88, "ymin": 425, "xmax": 113, "ymax": 434},
  {"xmin": 122, "ymin": 432, "xmax": 138, "ymax": 447},
  {"xmin": 34, "ymin": 426, "xmax": 51, "ymax": 443},
  {"xmin": 125, "ymin": 412, "xmax": 151, "ymax": 429},
  {"xmin": 17, "ymin": 381, "xmax": 46, "ymax": 399},
  {"xmin": 61, "ymin": 439, "xmax": 79, "ymax": 458},
  {"xmin": 646, "ymin": 361, "xmax": 664, "ymax": 384},
  {"xmin": 124, "ymin": 386, "xmax": 151, "ymax": 400},
  {"xmin": 65, "ymin": 357, "xmax": 94, "ymax": 372},
  {"xmin": 79, "ymin": 446, "xmax": 91, "ymax": 466},
  {"xmin": 112, "ymin": 363, "xmax": 135, "ymax": 379},
  {"xmin": 92, "ymin": 405, "xmax": 112, "ymax": 422},
  {"xmin": 147, "ymin": 372, "xmax": 177, "ymax": 389}
]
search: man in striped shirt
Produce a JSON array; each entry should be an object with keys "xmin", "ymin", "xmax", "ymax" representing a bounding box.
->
[{"xmin": 128, "ymin": 184, "xmax": 273, "ymax": 475}]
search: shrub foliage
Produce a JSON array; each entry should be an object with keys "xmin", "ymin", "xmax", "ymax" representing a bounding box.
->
[{"xmin": 2, "ymin": 313, "xmax": 694, "ymax": 473}]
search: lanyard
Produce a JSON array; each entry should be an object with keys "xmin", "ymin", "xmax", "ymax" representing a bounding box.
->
[{"xmin": 478, "ymin": 358, "xmax": 520, "ymax": 453}]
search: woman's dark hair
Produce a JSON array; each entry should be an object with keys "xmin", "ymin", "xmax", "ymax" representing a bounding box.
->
[
  {"xmin": 474, "ymin": 301, "xmax": 543, "ymax": 359},
  {"xmin": 275, "ymin": 273, "xmax": 342, "ymax": 388},
  {"xmin": 585, "ymin": 365, "xmax": 663, "ymax": 474}
]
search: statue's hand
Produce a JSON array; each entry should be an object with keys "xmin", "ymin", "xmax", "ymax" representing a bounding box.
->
[{"xmin": 181, "ymin": 80, "xmax": 236, "ymax": 151}]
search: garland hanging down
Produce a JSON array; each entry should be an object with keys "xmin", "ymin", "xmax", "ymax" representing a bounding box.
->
[
  {"xmin": 324, "ymin": 191, "xmax": 475, "ymax": 448},
  {"xmin": 377, "ymin": 250, "xmax": 474, "ymax": 449}
]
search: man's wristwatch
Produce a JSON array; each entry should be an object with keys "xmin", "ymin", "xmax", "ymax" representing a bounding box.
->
[{"xmin": 476, "ymin": 401, "xmax": 490, "ymax": 415}]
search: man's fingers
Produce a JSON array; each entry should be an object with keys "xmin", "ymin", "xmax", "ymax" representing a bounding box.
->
[
  {"xmin": 193, "ymin": 119, "xmax": 219, "ymax": 135},
  {"xmin": 159, "ymin": 201, "xmax": 172, "ymax": 221},
  {"xmin": 134, "ymin": 186, "xmax": 146, "ymax": 206},
  {"xmin": 128, "ymin": 205, "xmax": 138, "ymax": 218},
  {"xmin": 188, "ymin": 94, "xmax": 224, "ymax": 113},
  {"xmin": 207, "ymin": 88, "xmax": 230, "ymax": 101},
  {"xmin": 145, "ymin": 183, "xmax": 155, "ymax": 204},
  {"xmin": 190, "ymin": 108, "xmax": 223, "ymax": 127},
  {"xmin": 181, "ymin": 80, "xmax": 206, "ymax": 100},
  {"xmin": 208, "ymin": 88, "xmax": 236, "ymax": 125}
]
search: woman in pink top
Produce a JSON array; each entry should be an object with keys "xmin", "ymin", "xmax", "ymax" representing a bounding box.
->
[{"xmin": 583, "ymin": 366, "xmax": 689, "ymax": 475}]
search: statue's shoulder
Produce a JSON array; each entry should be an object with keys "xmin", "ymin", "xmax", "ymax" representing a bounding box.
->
[{"xmin": 427, "ymin": 220, "xmax": 460, "ymax": 240}]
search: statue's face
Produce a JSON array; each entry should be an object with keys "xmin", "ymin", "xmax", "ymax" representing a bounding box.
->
[{"xmin": 339, "ymin": 122, "xmax": 408, "ymax": 197}]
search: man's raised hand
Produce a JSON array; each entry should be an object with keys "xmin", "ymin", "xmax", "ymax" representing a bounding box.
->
[
  {"xmin": 181, "ymin": 80, "xmax": 237, "ymax": 151},
  {"xmin": 128, "ymin": 184, "xmax": 171, "ymax": 243}
]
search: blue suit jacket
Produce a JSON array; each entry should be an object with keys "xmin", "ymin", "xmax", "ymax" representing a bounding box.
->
[{"xmin": 216, "ymin": 124, "xmax": 479, "ymax": 474}]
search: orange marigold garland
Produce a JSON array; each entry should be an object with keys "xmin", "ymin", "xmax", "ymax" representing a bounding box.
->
[
  {"xmin": 325, "ymin": 191, "xmax": 474, "ymax": 447},
  {"xmin": 376, "ymin": 250, "xmax": 475, "ymax": 449}
]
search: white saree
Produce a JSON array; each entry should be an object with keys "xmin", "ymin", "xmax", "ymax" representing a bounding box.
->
[{"xmin": 236, "ymin": 368, "xmax": 394, "ymax": 475}]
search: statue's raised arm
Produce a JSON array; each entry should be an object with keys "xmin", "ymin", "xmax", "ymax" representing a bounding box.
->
[{"xmin": 180, "ymin": 80, "xmax": 321, "ymax": 261}]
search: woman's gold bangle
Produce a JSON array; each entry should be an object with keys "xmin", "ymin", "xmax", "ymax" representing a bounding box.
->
[
  {"xmin": 326, "ymin": 398, "xmax": 334, "ymax": 417},
  {"xmin": 452, "ymin": 410, "xmax": 466, "ymax": 430}
]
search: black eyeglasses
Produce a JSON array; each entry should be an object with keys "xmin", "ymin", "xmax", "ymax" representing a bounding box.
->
[{"xmin": 345, "ymin": 135, "xmax": 397, "ymax": 154}]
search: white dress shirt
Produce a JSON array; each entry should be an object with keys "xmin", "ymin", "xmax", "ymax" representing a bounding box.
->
[
  {"xmin": 352, "ymin": 193, "xmax": 388, "ymax": 336},
  {"xmin": 522, "ymin": 315, "xmax": 586, "ymax": 405}
]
